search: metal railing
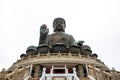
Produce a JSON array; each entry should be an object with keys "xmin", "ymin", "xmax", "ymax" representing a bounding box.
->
[{"xmin": 40, "ymin": 66, "xmax": 79, "ymax": 80}]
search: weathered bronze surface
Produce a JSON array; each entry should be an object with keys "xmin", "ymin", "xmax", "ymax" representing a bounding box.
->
[{"xmin": 39, "ymin": 18, "xmax": 75, "ymax": 47}]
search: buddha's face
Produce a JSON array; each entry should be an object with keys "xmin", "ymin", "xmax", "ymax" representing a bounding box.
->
[{"xmin": 53, "ymin": 18, "xmax": 66, "ymax": 32}]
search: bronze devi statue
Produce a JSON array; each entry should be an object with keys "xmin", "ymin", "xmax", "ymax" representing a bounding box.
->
[{"xmin": 39, "ymin": 17, "xmax": 75, "ymax": 48}]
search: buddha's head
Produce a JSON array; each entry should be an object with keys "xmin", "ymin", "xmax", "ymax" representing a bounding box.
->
[{"xmin": 53, "ymin": 17, "xmax": 66, "ymax": 32}]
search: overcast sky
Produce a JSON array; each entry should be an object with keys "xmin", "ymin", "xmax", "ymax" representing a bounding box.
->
[{"xmin": 0, "ymin": 0, "xmax": 120, "ymax": 71}]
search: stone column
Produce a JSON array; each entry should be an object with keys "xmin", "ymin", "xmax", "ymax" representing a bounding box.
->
[
  {"xmin": 92, "ymin": 65, "xmax": 97, "ymax": 79},
  {"xmin": 111, "ymin": 68, "xmax": 119, "ymax": 80},
  {"xmin": 34, "ymin": 64, "xmax": 42, "ymax": 78},
  {"xmin": 0, "ymin": 68, "xmax": 6, "ymax": 80},
  {"xmin": 23, "ymin": 65, "xmax": 30, "ymax": 78},
  {"xmin": 77, "ymin": 64, "xmax": 84, "ymax": 78},
  {"xmin": 13, "ymin": 65, "xmax": 21, "ymax": 80},
  {"xmin": 22, "ymin": 66, "xmax": 26, "ymax": 79},
  {"xmin": 85, "ymin": 64, "xmax": 89, "ymax": 76},
  {"xmin": 99, "ymin": 67, "xmax": 105, "ymax": 80}
]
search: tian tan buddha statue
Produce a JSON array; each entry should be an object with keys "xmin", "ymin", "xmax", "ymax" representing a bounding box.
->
[
  {"xmin": 27, "ymin": 17, "xmax": 92, "ymax": 55},
  {"xmin": 39, "ymin": 17, "xmax": 76, "ymax": 48}
]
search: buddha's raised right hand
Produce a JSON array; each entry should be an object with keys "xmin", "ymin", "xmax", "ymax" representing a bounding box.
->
[{"xmin": 40, "ymin": 24, "xmax": 49, "ymax": 36}]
